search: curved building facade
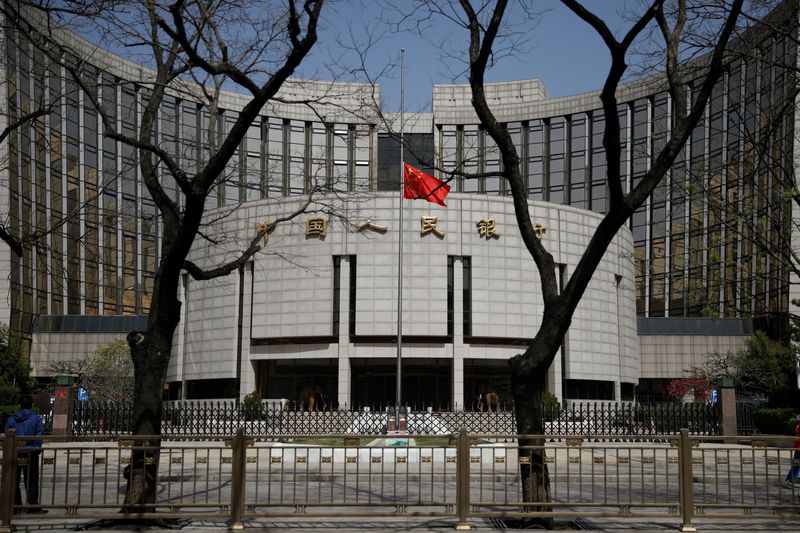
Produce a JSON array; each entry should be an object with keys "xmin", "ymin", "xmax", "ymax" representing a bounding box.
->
[
  {"xmin": 2, "ymin": 3, "xmax": 796, "ymax": 405},
  {"xmin": 176, "ymin": 194, "xmax": 635, "ymax": 406}
]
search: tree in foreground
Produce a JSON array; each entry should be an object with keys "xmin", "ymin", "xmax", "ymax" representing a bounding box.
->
[
  {"xmin": 4, "ymin": 0, "xmax": 326, "ymax": 508},
  {"xmin": 425, "ymin": 0, "xmax": 754, "ymax": 525}
]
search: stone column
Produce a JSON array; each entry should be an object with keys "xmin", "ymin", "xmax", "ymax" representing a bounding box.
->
[
  {"xmin": 718, "ymin": 378, "xmax": 737, "ymax": 443},
  {"xmin": 51, "ymin": 376, "xmax": 75, "ymax": 437},
  {"xmin": 452, "ymin": 258, "xmax": 465, "ymax": 410},
  {"xmin": 337, "ymin": 257, "xmax": 352, "ymax": 408}
]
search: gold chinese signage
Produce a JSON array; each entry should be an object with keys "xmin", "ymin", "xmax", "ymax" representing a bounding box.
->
[
  {"xmin": 357, "ymin": 219, "xmax": 388, "ymax": 233},
  {"xmin": 420, "ymin": 216, "xmax": 445, "ymax": 237},
  {"xmin": 305, "ymin": 217, "xmax": 328, "ymax": 237},
  {"xmin": 257, "ymin": 220, "xmax": 275, "ymax": 243},
  {"xmin": 476, "ymin": 218, "xmax": 500, "ymax": 239}
]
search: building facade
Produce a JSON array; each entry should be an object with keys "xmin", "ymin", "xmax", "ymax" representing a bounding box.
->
[
  {"xmin": 2, "ymin": 3, "xmax": 796, "ymax": 406},
  {"xmin": 174, "ymin": 193, "xmax": 636, "ymax": 407}
]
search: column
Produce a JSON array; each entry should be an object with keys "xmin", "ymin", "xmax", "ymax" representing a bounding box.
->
[
  {"xmin": 452, "ymin": 257, "xmax": 465, "ymax": 410},
  {"xmin": 337, "ymin": 256, "xmax": 352, "ymax": 408}
]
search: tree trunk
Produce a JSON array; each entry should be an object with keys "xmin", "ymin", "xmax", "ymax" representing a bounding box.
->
[
  {"xmin": 122, "ymin": 326, "xmax": 173, "ymax": 511},
  {"xmin": 511, "ymin": 344, "xmax": 555, "ymax": 530}
]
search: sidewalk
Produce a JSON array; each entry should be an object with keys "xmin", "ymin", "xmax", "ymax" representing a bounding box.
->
[{"xmin": 8, "ymin": 515, "xmax": 800, "ymax": 532}]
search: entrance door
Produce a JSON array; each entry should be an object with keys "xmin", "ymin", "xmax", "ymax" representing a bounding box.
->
[{"xmin": 350, "ymin": 358, "xmax": 452, "ymax": 409}]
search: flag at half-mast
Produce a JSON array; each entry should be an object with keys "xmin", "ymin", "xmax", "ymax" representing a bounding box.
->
[{"xmin": 403, "ymin": 163, "xmax": 450, "ymax": 207}]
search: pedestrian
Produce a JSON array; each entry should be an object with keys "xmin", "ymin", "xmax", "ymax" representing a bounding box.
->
[
  {"xmin": 783, "ymin": 411, "xmax": 800, "ymax": 488},
  {"xmin": 3, "ymin": 394, "xmax": 48, "ymax": 514}
]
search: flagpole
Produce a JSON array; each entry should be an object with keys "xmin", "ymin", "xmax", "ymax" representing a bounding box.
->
[{"xmin": 396, "ymin": 48, "xmax": 405, "ymax": 412}]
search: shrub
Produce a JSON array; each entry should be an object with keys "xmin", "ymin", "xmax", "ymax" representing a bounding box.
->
[
  {"xmin": 241, "ymin": 391, "xmax": 262, "ymax": 421},
  {"xmin": 0, "ymin": 384, "xmax": 19, "ymax": 406},
  {"xmin": 541, "ymin": 391, "xmax": 560, "ymax": 422},
  {"xmin": 752, "ymin": 407, "xmax": 796, "ymax": 435},
  {"xmin": 0, "ymin": 404, "xmax": 17, "ymax": 426}
]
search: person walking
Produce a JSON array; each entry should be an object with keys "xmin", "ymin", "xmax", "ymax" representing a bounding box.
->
[
  {"xmin": 4, "ymin": 394, "xmax": 48, "ymax": 514},
  {"xmin": 783, "ymin": 411, "xmax": 800, "ymax": 488}
]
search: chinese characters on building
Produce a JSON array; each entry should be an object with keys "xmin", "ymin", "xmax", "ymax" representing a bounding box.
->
[
  {"xmin": 420, "ymin": 216, "xmax": 445, "ymax": 237},
  {"xmin": 357, "ymin": 219, "xmax": 388, "ymax": 233},
  {"xmin": 278, "ymin": 215, "xmax": 548, "ymax": 241},
  {"xmin": 476, "ymin": 218, "xmax": 500, "ymax": 239},
  {"xmin": 305, "ymin": 217, "xmax": 328, "ymax": 237}
]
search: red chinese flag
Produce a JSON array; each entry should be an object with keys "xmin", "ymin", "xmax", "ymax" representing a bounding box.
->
[{"xmin": 403, "ymin": 163, "xmax": 450, "ymax": 207}]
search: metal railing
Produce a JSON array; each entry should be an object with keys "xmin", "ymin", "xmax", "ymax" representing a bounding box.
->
[
  {"xmin": 736, "ymin": 402, "xmax": 757, "ymax": 436},
  {"xmin": 2, "ymin": 430, "xmax": 800, "ymax": 530},
  {"xmin": 69, "ymin": 401, "xmax": 719, "ymax": 437}
]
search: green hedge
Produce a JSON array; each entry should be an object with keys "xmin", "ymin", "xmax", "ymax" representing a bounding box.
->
[
  {"xmin": 241, "ymin": 391, "xmax": 263, "ymax": 421},
  {"xmin": 0, "ymin": 384, "xmax": 19, "ymax": 406},
  {"xmin": 541, "ymin": 392, "xmax": 560, "ymax": 422},
  {"xmin": 752, "ymin": 407, "xmax": 796, "ymax": 435},
  {"xmin": 0, "ymin": 404, "xmax": 17, "ymax": 426}
]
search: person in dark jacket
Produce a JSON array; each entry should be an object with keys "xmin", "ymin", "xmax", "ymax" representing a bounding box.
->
[
  {"xmin": 4, "ymin": 395, "xmax": 47, "ymax": 514},
  {"xmin": 783, "ymin": 412, "xmax": 800, "ymax": 488}
]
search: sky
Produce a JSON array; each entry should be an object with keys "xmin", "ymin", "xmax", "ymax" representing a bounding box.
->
[{"xmin": 295, "ymin": 0, "xmax": 642, "ymax": 112}]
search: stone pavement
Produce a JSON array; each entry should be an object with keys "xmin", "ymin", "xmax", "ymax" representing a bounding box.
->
[{"xmin": 7, "ymin": 515, "xmax": 800, "ymax": 532}]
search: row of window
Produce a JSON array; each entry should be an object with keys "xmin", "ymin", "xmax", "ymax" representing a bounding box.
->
[{"xmin": 2, "ymin": 23, "xmax": 794, "ymax": 335}]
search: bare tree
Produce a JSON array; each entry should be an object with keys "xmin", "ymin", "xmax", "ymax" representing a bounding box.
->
[
  {"xmin": 4, "ymin": 0, "xmax": 328, "ymax": 507},
  {"xmin": 428, "ymin": 0, "xmax": 749, "ymax": 524}
]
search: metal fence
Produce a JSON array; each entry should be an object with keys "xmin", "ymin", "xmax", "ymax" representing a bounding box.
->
[
  {"xmin": 736, "ymin": 402, "xmax": 756, "ymax": 436},
  {"xmin": 3, "ymin": 430, "xmax": 800, "ymax": 530},
  {"xmin": 69, "ymin": 401, "xmax": 720, "ymax": 437},
  {"xmin": 734, "ymin": 392, "xmax": 768, "ymax": 436}
]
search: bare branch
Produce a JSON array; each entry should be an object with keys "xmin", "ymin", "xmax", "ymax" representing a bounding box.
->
[
  {"xmin": 0, "ymin": 106, "xmax": 50, "ymax": 146},
  {"xmin": 183, "ymin": 192, "xmax": 315, "ymax": 281},
  {"xmin": 563, "ymin": 0, "xmax": 661, "ymax": 210}
]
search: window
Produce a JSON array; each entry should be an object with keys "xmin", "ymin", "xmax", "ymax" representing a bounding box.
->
[
  {"xmin": 447, "ymin": 256, "xmax": 454, "ymax": 337},
  {"xmin": 569, "ymin": 115, "xmax": 587, "ymax": 208},
  {"xmin": 528, "ymin": 120, "xmax": 545, "ymax": 200},
  {"xmin": 266, "ymin": 117, "xmax": 284, "ymax": 196},
  {"xmin": 462, "ymin": 126, "xmax": 479, "ymax": 193},
  {"xmin": 590, "ymin": 112, "xmax": 607, "ymax": 212},
  {"xmin": 463, "ymin": 257, "xmax": 472, "ymax": 337}
]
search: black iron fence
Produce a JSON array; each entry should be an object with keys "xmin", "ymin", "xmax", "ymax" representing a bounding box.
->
[
  {"xmin": 544, "ymin": 401, "xmax": 719, "ymax": 436},
  {"xmin": 735, "ymin": 391, "xmax": 768, "ymax": 436},
  {"xmin": 69, "ymin": 400, "xmax": 720, "ymax": 437},
  {"xmin": 736, "ymin": 402, "xmax": 756, "ymax": 436}
]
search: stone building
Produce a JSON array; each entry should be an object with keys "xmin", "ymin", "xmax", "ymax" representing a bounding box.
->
[{"xmin": 1, "ymin": 3, "xmax": 796, "ymax": 407}]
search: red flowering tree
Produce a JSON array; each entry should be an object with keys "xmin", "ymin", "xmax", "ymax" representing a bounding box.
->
[{"xmin": 668, "ymin": 374, "xmax": 711, "ymax": 403}]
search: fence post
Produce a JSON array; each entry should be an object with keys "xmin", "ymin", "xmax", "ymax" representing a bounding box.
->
[
  {"xmin": 455, "ymin": 427, "xmax": 470, "ymax": 531},
  {"xmin": 718, "ymin": 379, "xmax": 737, "ymax": 442},
  {"xmin": 0, "ymin": 429, "xmax": 18, "ymax": 532},
  {"xmin": 678, "ymin": 428, "xmax": 696, "ymax": 532},
  {"xmin": 229, "ymin": 428, "xmax": 246, "ymax": 530},
  {"xmin": 52, "ymin": 381, "xmax": 74, "ymax": 437}
]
